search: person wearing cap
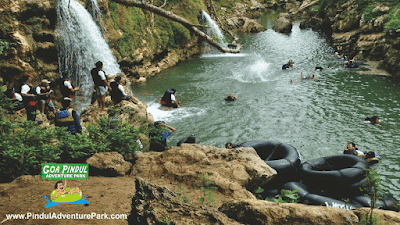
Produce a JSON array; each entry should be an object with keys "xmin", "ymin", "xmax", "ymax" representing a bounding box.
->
[
  {"xmin": 19, "ymin": 73, "xmax": 37, "ymax": 121},
  {"xmin": 149, "ymin": 121, "xmax": 177, "ymax": 152},
  {"xmin": 60, "ymin": 72, "xmax": 80, "ymax": 98},
  {"xmin": 36, "ymin": 79, "xmax": 56, "ymax": 114},
  {"xmin": 91, "ymin": 61, "xmax": 108, "ymax": 110},
  {"xmin": 109, "ymin": 76, "xmax": 131, "ymax": 104},
  {"xmin": 55, "ymin": 97, "xmax": 82, "ymax": 135}
]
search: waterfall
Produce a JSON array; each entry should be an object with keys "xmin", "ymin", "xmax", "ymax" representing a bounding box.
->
[
  {"xmin": 56, "ymin": 0, "xmax": 121, "ymax": 112},
  {"xmin": 199, "ymin": 10, "xmax": 228, "ymax": 47},
  {"xmin": 89, "ymin": 0, "xmax": 102, "ymax": 21}
]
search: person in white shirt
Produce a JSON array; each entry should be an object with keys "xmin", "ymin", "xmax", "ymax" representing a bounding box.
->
[
  {"xmin": 91, "ymin": 61, "xmax": 109, "ymax": 110},
  {"xmin": 109, "ymin": 76, "xmax": 131, "ymax": 104},
  {"xmin": 60, "ymin": 72, "xmax": 80, "ymax": 98},
  {"xmin": 19, "ymin": 73, "xmax": 37, "ymax": 121}
]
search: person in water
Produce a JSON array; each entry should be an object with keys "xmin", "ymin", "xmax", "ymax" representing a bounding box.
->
[
  {"xmin": 300, "ymin": 72, "xmax": 315, "ymax": 80},
  {"xmin": 343, "ymin": 142, "xmax": 365, "ymax": 156},
  {"xmin": 53, "ymin": 180, "xmax": 80, "ymax": 200},
  {"xmin": 225, "ymin": 93, "xmax": 237, "ymax": 101},
  {"xmin": 177, "ymin": 134, "xmax": 196, "ymax": 146},
  {"xmin": 344, "ymin": 58, "xmax": 357, "ymax": 68},
  {"xmin": 91, "ymin": 61, "xmax": 109, "ymax": 110},
  {"xmin": 149, "ymin": 121, "xmax": 177, "ymax": 152},
  {"xmin": 315, "ymin": 66, "xmax": 323, "ymax": 71},
  {"xmin": 225, "ymin": 142, "xmax": 233, "ymax": 149},
  {"xmin": 365, "ymin": 116, "xmax": 380, "ymax": 124},
  {"xmin": 282, "ymin": 60, "xmax": 293, "ymax": 70},
  {"xmin": 109, "ymin": 76, "xmax": 131, "ymax": 104},
  {"xmin": 160, "ymin": 89, "xmax": 180, "ymax": 108}
]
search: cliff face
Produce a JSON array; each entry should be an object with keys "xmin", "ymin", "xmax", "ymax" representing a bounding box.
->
[
  {"xmin": 0, "ymin": 0, "xmax": 269, "ymax": 86},
  {"xmin": 298, "ymin": 0, "xmax": 400, "ymax": 77}
]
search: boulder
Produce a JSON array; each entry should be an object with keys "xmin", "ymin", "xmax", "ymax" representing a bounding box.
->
[
  {"xmin": 272, "ymin": 17, "xmax": 293, "ymax": 34},
  {"xmin": 130, "ymin": 178, "xmax": 241, "ymax": 225},
  {"xmin": 130, "ymin": 144, "xmax": 277, "ymax": 200},
  {"xmin": 226, "ymin": 17, "xmax": 266, "ymax": 33},
  {"xmin": 219, "ymin": 199, "xmax": 360, "ymax": 225},
  {"xmin": 86, "ymin": 152, "xmax": 133, "ymax": 176}
]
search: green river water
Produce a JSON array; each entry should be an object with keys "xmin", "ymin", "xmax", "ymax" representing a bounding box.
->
[{"xmin": 131, "ymin": 19, "xmax": 400, "ymax": 199}]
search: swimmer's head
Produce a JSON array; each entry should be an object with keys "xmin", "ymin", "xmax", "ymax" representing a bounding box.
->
[
  {"xmin": 370, "ymin": 116, "xmax": 379, "ymax": 124},
  {"xmin": 225, "ymin": 142, "xmax": 233, "ymax": 149}
]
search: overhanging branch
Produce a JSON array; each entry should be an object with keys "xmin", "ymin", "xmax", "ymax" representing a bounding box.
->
[{"xmin": 111, "ymin": 0, "xmax": 241, "ymax": 53}]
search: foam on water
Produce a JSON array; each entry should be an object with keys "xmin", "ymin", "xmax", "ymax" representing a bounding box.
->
[
  {"xmin": 147, "ymin": 102, "xmax": 206, "ymax": 123},
  {"xmin": 201, "ymin": 53, "xmax": 248, "ymax": 58},
  {"xmin": 230, "ymin": 58, "xmax": 274, "ymax": 83}
]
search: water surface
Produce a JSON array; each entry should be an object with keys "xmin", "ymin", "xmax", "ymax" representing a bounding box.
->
[{"xmin": 131, "ymin": 23, "xmax": 400, "ymax": 199}]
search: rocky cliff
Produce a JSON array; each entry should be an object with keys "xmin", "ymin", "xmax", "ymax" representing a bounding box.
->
[{"xmin": 296, "ymin": 0, "xmax": 400, "ymax": 77}]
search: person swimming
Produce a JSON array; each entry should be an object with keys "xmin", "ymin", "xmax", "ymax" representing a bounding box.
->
[
  {"xmin": 365, "ymin": 116, "xmax": 380, "ymax": 124},
  {"xmin": 282, "ymin": 60, "xmax": 293, "ymax": 70},
  {"xmin": 225, "ymin": 93, "xmax": 237, "ymax": 101},
  {"xmin": 301, "ymin": 72, "xmax": 315, "ymax": 80}
]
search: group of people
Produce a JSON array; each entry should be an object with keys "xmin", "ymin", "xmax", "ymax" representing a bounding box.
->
[
  {"xmin": 282, "ymin": 59, "xmax": 317, "ymax": 81},
  {"xmin": 333, "ymin": 45, "xmax": 358, "ymax": 68},
  {"xmin": 343, "ymin": 142, "xmax": 381, "ymax": 164}
]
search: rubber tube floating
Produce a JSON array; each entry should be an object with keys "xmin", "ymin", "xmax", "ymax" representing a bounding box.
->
[
  {"xmin": 236, "ymin": 140, "xmax": 301, "ymax": 175},
  {"xmin": 300, "ymin": 154, "xmax": 369, "ymax": 188}
]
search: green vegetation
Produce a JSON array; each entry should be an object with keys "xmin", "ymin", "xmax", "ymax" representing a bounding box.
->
[
  {"xmin": 316, "ymin": 0, "xmax": 400, "ymax": 30},
  {"xmin": 198, "ymin": 172, "xmax": 218, "ymax": 205},
  {"xmin": 0, "ymin": 39, "xmax": 9, "ymax": 55},
  {"xmin": 0, "ymin": 91, "xmax": 153, "ymax": 182},
  {"xmin": 267, "ymin": 189, "xmax": 300, "ymax": 204},
  {"xmin": 359, "ymin": 168, "xmax": 384, "ymax": 225}
]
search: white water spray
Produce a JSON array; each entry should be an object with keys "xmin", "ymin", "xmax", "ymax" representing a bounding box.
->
[
  {"xmin": 56, "ymin": 0, "xmax": 121, "ymax": 112},
  {"xmin": 199, "ymin": 10, "xmax": 228, "ymax": 47}
]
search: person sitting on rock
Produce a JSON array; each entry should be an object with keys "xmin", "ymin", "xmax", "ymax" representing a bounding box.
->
[
  {"xmin": 160, "ymin": 89, "xmax": 180, "ymax": 108},
  {"xmin": 55, "ymin": 97, "xmax": 82, "ymax": 135},
  {"xmin": 282, "ymin": 60, "xmax": 293, "ymax": 70},
  {"xmin": 177, "ymin": 134, "xmax": 196, "ymax": 146},
  {"xmin": 36, "ymin": 79, "xmax": 56, "ymax": 114},
  {"xmin": 5, "ymin": 86, "xmax": 26, "ymax": 116},
  {"xmin": 149, "ymin": 121, "xmax": 177, "ymax": 152},
  {"xmin": 225, "ymin": 93, "xmax": 237, "ymax": 102},
  {"xmin": 110, "ymin": 76, "xmax": 131, "ymax": 104}
]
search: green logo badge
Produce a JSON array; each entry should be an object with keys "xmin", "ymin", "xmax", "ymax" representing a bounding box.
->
[{"xmin": 41, "ymin": 164, "xmax": 88, "ymax": 180}]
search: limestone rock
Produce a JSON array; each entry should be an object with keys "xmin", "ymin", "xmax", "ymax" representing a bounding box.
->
[
  {"xmin": 86, "ymin": 152, "xmax": 133, "ymax": 176},
  {"xmin": 353, "ymin": 208, "xmax": 400, "ymax": 224},
  {"xmin": 131, "ymin": 144, "xmax": 277, "ymax": 200},
  {"xmin": 219, "ymin": 199, "xmax": 360, "ymax": 225},
  {"xmin": 226, "ymin": 17, "xmax": 266, "ymax": 33},
  {"xmin": 130, "ymin": 178, "xmax": 241, "ymax": 225},
  {"xmin": 272, "ymin": 17, "xmax": 293, "ymax": 34}
]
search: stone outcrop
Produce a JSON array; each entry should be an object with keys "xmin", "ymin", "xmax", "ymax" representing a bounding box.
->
[
  {"xmin": 226, "ymin": 17, "xmax": 267, "ymax": 33},
  {"xmin": 298, "ymin": 0, "xmax": 400, "ymax": 76},
  {"xmin": 219, "ymin": 199, "xmax": 360, "ymax": 225},
  {"xmin": 79, "ymin": 74, "xmax": 154, "ymax": 128},
  {"xmin": 130, "ymin": 178, "xmax": 241, "ymax": 225},
  {"xmin": 131, "ymin": 144, "xmax": 277, "ymax": 199},
  {"xmin": 86, "ymin": 152, "xmax": 133, "ymax": 176},
  {"xmin": 272, "ymin": 16, "xmax": 293, "ymax": 34}
]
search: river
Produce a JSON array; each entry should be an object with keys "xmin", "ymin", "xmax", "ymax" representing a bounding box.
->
[{"xmin": 131, "ymin": 20, "xmax": 400, "ymax": 199}]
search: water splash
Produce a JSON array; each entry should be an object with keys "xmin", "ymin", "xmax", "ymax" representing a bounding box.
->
[
  {"xmin": 56, "ymin": 0, "xmax": 121, "ymax": 112},
  {"xmin": 199, "ymin": 10, "xmax": 228, "ymax": 47},
  {"xmin": 230, "ymin": 58, "xmax": 273, "ymax": 83},
  {"xmin": 147, "ymin": 102, "xmax": 205, "ymax": 123}
]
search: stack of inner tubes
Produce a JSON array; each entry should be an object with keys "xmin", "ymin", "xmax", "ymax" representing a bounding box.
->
[
  {"xmin": 234, "ymin": 140, "xmax": 398, "ymax": 210},
  {"xmin": 235, "ymin": 140, "xmax": 301, "ymax": 199}
]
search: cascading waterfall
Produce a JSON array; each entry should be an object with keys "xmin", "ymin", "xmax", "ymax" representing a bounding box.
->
[
  {"xmin": 89, "ymin": 0, "xmax": 102, "ymax": 21},
  {"xmin": 56, "ymin": 0, "xmax": 121, "ymax": 112},
  {"xmin": 199, "ymin": 10, "xmax": 228, "ymax": 47}
]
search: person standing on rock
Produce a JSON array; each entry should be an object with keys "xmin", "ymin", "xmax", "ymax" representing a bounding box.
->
[
  {"xmin": 91, "ymin": 61, "xmax": 108, "ymax": 111},
  {"xmin": 55, "ymin": 97, "xmax": 82, "ymax": 135},
  {"xmin": 36, "ymin": 79, "xmax": 56, "ymax": 114},
  {"xmin": 60, "ymin": 72, "xmax": 80, "ymax": 99},
  {"xmin": 149, "ymin": 121, "xmax": 177, "ymax": 152},
  {"xmin": 109, "ymin": 76, "xmax": 131, "ymax": 104},
  {"xmin": 19, "ymin": 73, "xmax": 38, "ymax": 121}
]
